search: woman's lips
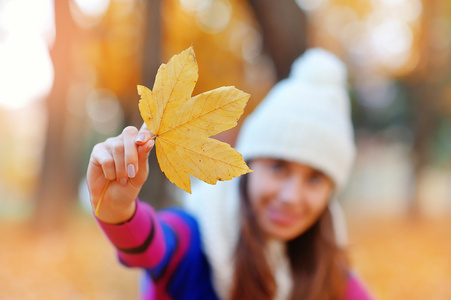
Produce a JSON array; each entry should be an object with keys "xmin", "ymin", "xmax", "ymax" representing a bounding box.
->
[{"xmin": 266, "ymin": 207, "xmax": 300, "ymax": 226}]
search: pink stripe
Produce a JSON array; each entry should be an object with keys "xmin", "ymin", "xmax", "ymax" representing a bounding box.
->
[
  {"xmin": 98, "ymin": 200, "xmax": 167, "ymax": 268},
  {"xmin": 345, "ymin": 274, "xmax": 374, "ymax": 300},
  {"xmin": 97, "ymin": 200, "xmax": 150, "ymax": 248},
  {"xmin": 119, "ymin": 202, "xmax": 168, "ymax": 268}
]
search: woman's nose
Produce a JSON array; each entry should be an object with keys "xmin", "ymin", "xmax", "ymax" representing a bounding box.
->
[{"xmin": 279, "ymin": 176, "xmax": 303, "ymax": 205}]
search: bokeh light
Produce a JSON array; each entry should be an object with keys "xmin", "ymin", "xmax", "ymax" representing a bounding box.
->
[
  {"xmin": 195, "ymin": 0, "xmax": 232, "ymax": 34},
  {"xmin": 369, "ymin": 17, "xmax": 414, "ymax": 70},
  {"xmin": 180, "ymin": 0, "xmax": 211, "ymax": 12},
  {"xmin": 73, "ymin": 0, "xmax": 111, "ymax": 17},
  {"xmin": 295, "ymin": 0, "xmax": 327, "ymax": 11},
  {"xmin": 70, "ymin": 0, "xmax": 111, "ymax": 28},
  {"xmin": 229, "ymin": 21, "xmax": 262, "ymax": 62},
  {"xmin": 86, "ymin": 89, "xmax": 124, "ymax": 135},
  {"xmin": 377, "ymin": 0, "xmax": 422, "ymax": 23}
]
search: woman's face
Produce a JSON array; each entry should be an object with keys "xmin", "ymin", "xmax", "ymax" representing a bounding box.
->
[{"xmin": 247, "ymin": 158, "xmax": 334, "ymax": 241}]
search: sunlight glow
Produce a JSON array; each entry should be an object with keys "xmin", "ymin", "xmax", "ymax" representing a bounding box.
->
[
  {"xmin": 0, "ymin": 0, "xmax": 54, "ymax": 110},
  {"xmin": 0, "ymin": 0, "xmax": 54, "ymax": 45}
]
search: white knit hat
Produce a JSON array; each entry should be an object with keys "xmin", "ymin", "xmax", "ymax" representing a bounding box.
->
[{"xmin": 236, "ymin": 48, "xmax": 355, "ymax": 192}]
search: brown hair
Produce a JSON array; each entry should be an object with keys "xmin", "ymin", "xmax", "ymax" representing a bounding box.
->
[{"xmin": 231, "ymin": 174, "xmax": 349, "ymax": 300}]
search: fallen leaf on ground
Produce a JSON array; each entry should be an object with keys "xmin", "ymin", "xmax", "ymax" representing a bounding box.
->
[{"xmin": 138, "ymin": 46, "xmax": 252, "ymax": 193}]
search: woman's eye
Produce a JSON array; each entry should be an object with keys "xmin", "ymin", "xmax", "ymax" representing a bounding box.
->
[
  {"xmin": 272, "ymin": 163, "xmax": 282, "ymax": 170},
  {"xmin": 310, "ymin": 172, "xmax": 325, "ymax": 183},
  {"xmin": 269, "ymin": 160, "xmax": 286, "ymax": 173}
]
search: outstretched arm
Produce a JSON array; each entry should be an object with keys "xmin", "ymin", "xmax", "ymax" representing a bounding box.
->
[{"xmin": 87, "ymin": 125, "xmax": 214, "ymax": 298}]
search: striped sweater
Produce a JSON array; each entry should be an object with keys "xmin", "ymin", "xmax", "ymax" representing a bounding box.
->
[{"xmin": 97, "ymin": 200, "xmax": 374, "ymax": 300}]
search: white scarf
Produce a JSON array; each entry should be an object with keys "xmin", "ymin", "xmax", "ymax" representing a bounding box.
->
[{"xmin": 183, "ymin": 179, "xmax": 293, "ymax": 300}]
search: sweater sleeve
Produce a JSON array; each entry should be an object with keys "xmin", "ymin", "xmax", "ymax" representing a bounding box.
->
[
  {"xmin": 96, "ymin": 200, "xmax": 219, "ymax": 300},
  {"xmin": 96, "ymin": 199, "xmax": 170, "ymax": 268},
  {"xmin": 345, "ymin": 273, "xmax": 375, "ymax": 300}
]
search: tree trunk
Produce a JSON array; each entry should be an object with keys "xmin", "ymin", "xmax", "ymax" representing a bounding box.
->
[
  {"xmin": 404, "ymin": 0, "xmax": 442, "ymax": 218},
  {"xmin": 32, "ymin": 0, "xmax": 79, "ymax": 231},
  {"xmin": 246, "ymin": 0, "xmax": 308, "ymax": 80}
]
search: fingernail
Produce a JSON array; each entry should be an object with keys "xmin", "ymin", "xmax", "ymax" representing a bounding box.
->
[
  {"xmin": 127, "ymin": 164, "xmax": 136, "ymax": 178},
  {"xmin": 120, "ymin": 178, "xmax": 127, "ymax": 186},
  {"xmin": 136, "ymin": 134, "xmax": 146, "ymax": 143}
]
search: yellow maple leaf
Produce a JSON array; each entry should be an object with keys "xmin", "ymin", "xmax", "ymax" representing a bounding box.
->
[{"xmin": 138, "ymin": 46, "xmax": 252, "ymax": 193}]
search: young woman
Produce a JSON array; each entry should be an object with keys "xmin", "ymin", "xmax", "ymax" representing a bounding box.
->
[{"xmin": 87, "ymin": 48, "xmax": 374, "ymax": 300}]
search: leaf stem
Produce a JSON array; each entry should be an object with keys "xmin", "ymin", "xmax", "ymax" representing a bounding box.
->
[{"xmin": 95, "ymin": 180, "xmax": 110, "ymax": 216}]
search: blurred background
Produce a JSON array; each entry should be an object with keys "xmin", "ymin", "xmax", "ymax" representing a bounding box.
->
[{"xmin": 1, "ymin": 0, "xmax": 451, "ymax": 299}]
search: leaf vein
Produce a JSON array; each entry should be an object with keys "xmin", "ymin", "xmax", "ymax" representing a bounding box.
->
[
  {"xmin": 160, "ymin": 138, "xmax": 248, "ymax": 170},
  {"xmin": 159, "ymin": 93, "xmax": 247, "ymax": 136}
]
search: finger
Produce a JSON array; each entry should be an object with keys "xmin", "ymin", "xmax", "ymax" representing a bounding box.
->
[
  {"xmin": 142, "ymin": 138, "xmax": 155, "ymax": 154},
  {"xmin": 91, "ymin": 142, "xmax": 116, "ymax": 181},
  {"xmin": 122, "ymin": 126, "xmax": 139, "ymax": 178},
  {"xmin": 132, "ymin": 139, "xmax": 153, "ymax": 182},
  {"xmin": 136, "ymin": 123, "xmax": 155, "ymax": 145},
  {"xmin": 111, "ymin": 137, "xmax": 128, "ymax": 186},
  {"xmin": 137, "ymin": 139, "xmax": 154, "ymax": 164}
]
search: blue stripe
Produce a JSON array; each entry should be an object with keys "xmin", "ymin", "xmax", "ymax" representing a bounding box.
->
[{"xmin": 146, "ymin": 222, "xmax": 177, "ymax": 280}]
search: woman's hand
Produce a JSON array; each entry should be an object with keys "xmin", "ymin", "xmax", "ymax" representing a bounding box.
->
[{"xmin": 87, "ymin": 124, "xmax": 155, "ymax": 224}]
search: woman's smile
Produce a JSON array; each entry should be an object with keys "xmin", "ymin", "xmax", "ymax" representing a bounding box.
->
[
  {"xmin": 265, "ymin": 205, "xmax": 301, "ymax": 227},
  {"xmin": 248, "ymin": 158, "xmax": 334, "ymax": 241}
]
